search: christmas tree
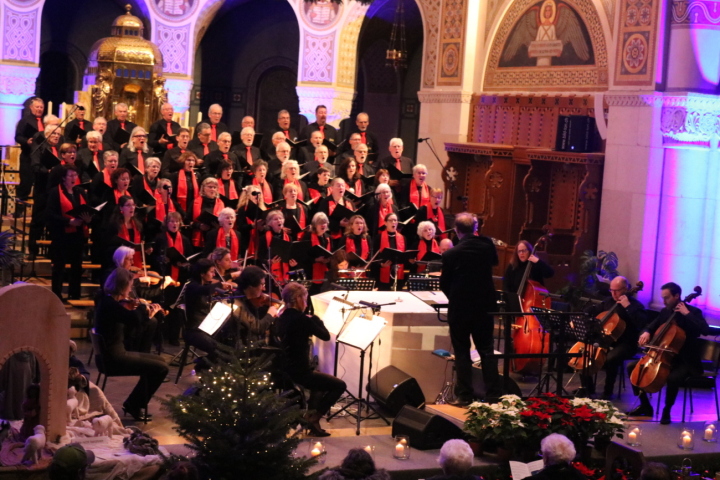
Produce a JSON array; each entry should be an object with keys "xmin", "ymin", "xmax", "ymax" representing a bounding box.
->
[{"xmin": 164, "ymin": 347, "xmax": 317, "ymax": 479}]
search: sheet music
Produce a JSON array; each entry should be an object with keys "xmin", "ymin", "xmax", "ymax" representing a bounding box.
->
[
  {"xmin": 198, "ymin": 301, "xmax": 234, "ymax": 335},
  {"xmin": 337, "ymin": 314, "xmax": 387, "ymax": 350},
  {"xmin": 410, "ymin": 290, "xmax": 448, "ymax": 304},
  {"xmin": 509, "ymin": 460, "xmax": 544, "ymax": 480},
  {"xmin": 322, "ymin": 298, "xmax": 357, "ymax": 335}
]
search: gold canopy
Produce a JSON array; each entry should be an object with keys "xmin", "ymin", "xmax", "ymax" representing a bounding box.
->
[{"xmin": 85, "ymin": 5, "xmax": 166, "ymax": 128}]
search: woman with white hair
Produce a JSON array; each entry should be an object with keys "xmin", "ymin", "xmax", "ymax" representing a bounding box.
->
[
  {"xmin": 401, "ymin": 163, "xmax": 432, "ymax": 209},
  {"xmin": 119, "ymin": 126, "xmax": 150, "ymax": 175},
  {"xmin": 130, "ymin": 156, "xmax": 172, "ymax": 238},
  {"xmin": 307, "ymin": 212, "xmax": 332, "ymax": 294},
  {"xmin": 274, "ymin": 159, "xmax": 309, "ymax": 201},
  {"xmin": 428, "ymin": 439, "xmax": 477, "ymax": 480},
  {"xmin": 203, "ymin": 207, "xmax": 241, "ymax": 260},
  {"xmin": 412, "ymin": 220, "xmax": 440, "ymax": 274},
  {"xmin": 525, "ymin": 434, "xmax": 585, "ymax": 480},
  {"xmin": 366, "ymin": 182, "xmax": 398, "ymax": 236},
  {"xmin": 258, "ymin": 209, "xmax": 297, "ymax": 285},
  {"xmin": 190, "ymin": 176, "xmax": 225, "ymax": 249}
]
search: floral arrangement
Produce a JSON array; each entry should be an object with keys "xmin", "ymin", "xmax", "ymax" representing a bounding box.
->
[{"xmin": 464, "ymin": 393, "xmax": 625, "ymax": 451}]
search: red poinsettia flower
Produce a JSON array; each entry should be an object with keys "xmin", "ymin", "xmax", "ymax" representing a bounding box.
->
[{"xmin": 574, "ymin": 405, "xmax": 595, "ymax": 420}]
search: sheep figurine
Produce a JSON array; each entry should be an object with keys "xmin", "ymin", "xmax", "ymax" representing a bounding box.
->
[
  {"xmin": 92, "ymin": 415, "xmax": 114, "ymax": 439},
  {"xmin": 22, "ymin": 425, "xmax": 46, "ymax": 464},
  {"xmin": 66, "ymin": 386, "xmax": 79, "ymax": 423}
]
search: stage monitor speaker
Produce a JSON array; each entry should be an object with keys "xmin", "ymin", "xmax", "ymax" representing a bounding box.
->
[
  {"xmin": 555, "ymin": 115, "xmax": 598, "ymax": 153},
  {"xmin": 392, "ymin": 405, "xmax": 465, "ymax": 450},
  {"xmin": 366, "ymin": 365, "xmax": 425, "ymax": 416}
]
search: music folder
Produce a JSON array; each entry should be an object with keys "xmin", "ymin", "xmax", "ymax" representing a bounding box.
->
[
  {"xmin": 113, "ymin": 126, "xmax": 131, "ymax": 146},
  {"xmin": 66, "ymin": 201, "xmax": 107, "ymax": 219},
  {"xmin": 166, "ymin": 247, "xmax": 201, "ymax": 264},
  {"xmin": 377, "ymin": 248, "xmax": 419, "ymax": 264},
  {"xmin": 198, "ymin": 301, "xmax": 236, "ymax": 335},
  {"xmin": 420, "ymin": 251, "xmax": 442, "ymax": 262},
  {"xmin": 136, "ymin": 188, "xmax": 157, "ymax": 206},
  {"xmin": 270, "ymin": 237, "xmax": 311, "ymax": 263},
  {"xmin": 40, "ymin": 149, "xmax": 60, "ymax": 170},
  {"xmin": 309, "ymin": 244, "xmax": 344, "ymax": 260},
  {"xmin": 22, "ymin": 122, "xmax": 38, "ymax": 141},
  {"xmin": 398, "ymin": 204, "xmax": 418, "ymax": 224},
  {"xmin": 328, "ymin": 203, "xmax": 354, "ymax": 223},
  {"xmin": 387, "ymin": 164, "xmax": 412, "ymax": 181},
  {"xmin": 344, "ymin": 190, "xmax": 374, "ymax": 204},
  {"xmin": 67, "ymin": 123, "xmax": 87, "ymax": 143},
  {"xmin": 195, "ymin": 210, "xmax": 219, "ymax": 227},
  {"xmin": 219, "ymin": 194, "xmax": 239, "ymax": 210}
]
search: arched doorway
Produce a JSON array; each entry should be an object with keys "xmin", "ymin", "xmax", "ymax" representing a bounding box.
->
[
  {"xmin": 256, "ymin": 67, "xmax": 301, "ymax": 134},
  {"xmin": 355, "ymin": 0, "xmax": 423, "ymax": 159},
  {"xmin": 195, "ymin": 0, "xmax": 299, "ymax": 132}
]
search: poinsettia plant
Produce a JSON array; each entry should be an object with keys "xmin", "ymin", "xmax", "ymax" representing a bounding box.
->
[{"xmin": 464, "ymin": 393, "xmax": 625, "ymax": 450}]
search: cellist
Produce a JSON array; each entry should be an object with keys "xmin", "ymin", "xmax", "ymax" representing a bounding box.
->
[
  {"xmin": 626, "ymin": 282, "xmax": 708, "ymax": 424},
  {"xmin": 502, "ymin": 240, "xmax": 554, "ymax": 293},
  {"xmin": 579, "ymin": 276, "xmax": 647, "ymax": 399}
]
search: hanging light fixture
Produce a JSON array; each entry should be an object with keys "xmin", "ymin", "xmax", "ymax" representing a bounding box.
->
[{"xmin": 386, "ymin": 0, "xmax": 407, "ymax": 70}]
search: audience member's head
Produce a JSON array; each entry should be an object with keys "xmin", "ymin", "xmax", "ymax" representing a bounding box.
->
[
  {"xmin": 540, "ymin": 433, "xmax": 575, "ymax": 466},
  {"xmin": 640, "ymin": 463, "xmax": 672, "ymax": 480},
  {"xmin": 437, "ymin": 439, "xmax": 474, "ymax": 476},
  {"xmin": 319, "ymin": 448, "xmax": 389, "ymax": 480},
  {"xmin": 49, "ymin": 443, "xmax": 95, "ymax": 480},
  {"xmin": 161, "ymin": 461, "xmax": 200, "ymax": 480}
]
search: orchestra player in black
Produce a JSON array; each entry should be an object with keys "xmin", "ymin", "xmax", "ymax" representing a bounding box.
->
[{"xmin": 502, "ymin": 240, "xmax": 555, "ymax": 293}]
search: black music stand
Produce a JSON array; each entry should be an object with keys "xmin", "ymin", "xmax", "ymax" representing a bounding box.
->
[
  {"xmin": 407, "ymin": 275, "xmax": 440, "ymax": 291},
  {"xmin": 336, "ymin": 278, "xmax": 375, "ymax": 291}
]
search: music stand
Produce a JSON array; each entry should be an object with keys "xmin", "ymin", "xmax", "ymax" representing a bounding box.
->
[
  {"xmin": 327, "ymin": 310, "xmax": 390, "ymax": 435},
  {"xmin": 407, "ymin": 275, "xmax": 440, "ymax": 291},
  {"xmin": 335, "ymin": 278, "xmax": 375, "ymax": 291}
]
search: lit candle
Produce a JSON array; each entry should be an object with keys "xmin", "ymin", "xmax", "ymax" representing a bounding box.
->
[
  {"xmin": 48, "ymin": 101, "xmax": 53, "ymax": 117},
  {"xmin": 629, "ymin": 431, "xmax": 637, "ymax": 442},
  {"xmin": 706, "ymin": 427, "xmax": 714, "ymax": 441},
  {"xmin": 364, "ymin": 445, "xmax": 373, "ymax": 454},
  {"xmin": 395, "ymin": 443, "xmax": 405, "ymax": 456},
  {"xmin": 399, "ymin": 438, "xmax": 407, "ymax": 446},
  {"xmin": 683, "ymin": 434, "xmax": 692, "ymax": 448},
  {"xmin": 197, "ymin": 111, "xmax": 202, "ymax": 124},
  {"xmin": 311, "ymin": 447, "xmax": 321, "ymax": 457},
  {"xmin": 314, "ymin": 442, "xmax": 323, "ymax": 450}
]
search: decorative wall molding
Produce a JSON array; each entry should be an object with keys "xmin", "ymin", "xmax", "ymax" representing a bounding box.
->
[
  {"xmin": 3, "ymin": 6, "xmax": 38, "ymax": 63},
  {"xmin": 419, "ymin": 0, "xmax": 442, "ymax": 88},
  {"xmin": 437, "ymin": 0, "xmax": 466, "ymax": 86},
  {"xmin": 671, "ymin": 0, "xmax": 720, "ymax": 27},
  {"xmin": 417, "ymin": 91, "xmax": 473, "ymax": 103},
  {"xmin": 336, "ymin": 4, "xmax": 367, "ymax": 88},
  {"xmin": 604, "ymin": 92, "xmax": 664, "ymax": 107},
  {"xmin": 613, "ymin": 0, "xmax": 661, "ymax": 86},
  {"xmin": 296, "ymin": 85, "xmax": 354, "ymax": 122},
  {"xmin": 302, "ymin": 33, "xmax": 334, "ymax": 83},
  {"xmin": 155, "ymin": 23, "xmax": 190, "ymax": 75},
  {"xmin": 0, "ymin": 64, "xmax": 40, "ymax": 104}
]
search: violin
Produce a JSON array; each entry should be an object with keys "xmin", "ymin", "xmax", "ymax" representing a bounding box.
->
[
  {"xmin": 511, "ymin": 234, "xmax": 552, "ymax": 375},
  {"xmin": 247, "ymin": 293, "xmax": 283, "ymax": 308},
  {"xmin": 630, "ymin": 286, "xmax": 702, "ymax": 393},
  {"xmin": 567, "ymin": 281, "xmax": 644, "ymax": 374}
]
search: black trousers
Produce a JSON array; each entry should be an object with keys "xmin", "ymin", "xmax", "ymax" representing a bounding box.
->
[
  {"xmin": 183, "ymin": 328, "xmax": 232, "ymax": 363},
  {"xmin": 627, "ymin": 358, "xmax": 697, "ymax": 410},
  {"xmin": 449, "ymin": 312, "xmax": 499, "ymax": 400},
  {"xmin": 290, "ymin": 371, "xmax": 346, "ymax": 417},
  {"xmin": 106, "ymin": 352, "xmax": 168, "ymax": 411},
  {"xmin": 580, "ymin": 342, "xmax": 638, "ymax": 395},
  {"xmin": 16, "ymin": 153, "xmax": 34, "ymax": 200},
  {"xmin": 50, "ymin": 233, "xmax": 85, "ymax": 300}
]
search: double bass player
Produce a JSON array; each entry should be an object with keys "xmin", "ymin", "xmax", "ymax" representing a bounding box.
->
[{"xmin": 626, "ymin": 282, "xmax": 709, "ymax": 424}]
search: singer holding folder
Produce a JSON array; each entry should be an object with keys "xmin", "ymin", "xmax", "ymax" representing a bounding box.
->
[
  {"xmin": 46, "ymin": 165, "xmax": 92, "ymax": 301},
  {"xmin": 275, "ymin": 282, "xmax": 345, "ymax": 437}
]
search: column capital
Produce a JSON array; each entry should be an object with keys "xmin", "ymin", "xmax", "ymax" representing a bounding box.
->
[{"xmin": 295, "ymin": 85, "xmax": 354, "ymax": 125}]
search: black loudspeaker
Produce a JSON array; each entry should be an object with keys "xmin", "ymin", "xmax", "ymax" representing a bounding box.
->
[
  {"xmin": 366, "ymin": 366, "xmax": 425, "ymax": 416},
  {"xmin": 555, "ymin": 115, "xmax": 598, "ymax": 153},
  {"xmin": 392, "ymin": 405, "xmax": 466, "ymax": 450}
]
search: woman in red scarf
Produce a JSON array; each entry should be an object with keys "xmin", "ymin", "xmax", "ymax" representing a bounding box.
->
[
  {"xmin": 258, "ymin": 209, "xmax": 297, "ymax": 287},
  {"xmin": 190, "ymin": 177, "xmax": 225, "ymax": 249},
  {"xmin": 412, "ymin": 220, "xmax": 440, "ymax": 274},
  {"xmin": 337, "ymin": 157, "xmax": 364, "ymax": 197},
  {"xmin": 90, "ymin": 150, "xmax": 118, "ymax": 205},
  {"xmin": 46, "ymin": 165, "xmax": 92, "ymax": 301},
  {"xmin": 170, "ymin": 151, "xmax": 199, "ymax": 225},
  {"xmin": 48, "ymin": 143, "xmax": 86, "ymax": 188},
  {"xmin": 373, "ymin": 212, "xmax": 406, "ymax": 291},
  {"xmin": 130, "ymin": 157, "xmax": 169, "ymax": 239},
  {"xmin": 204, "ymin": 207, "xmax": 240, "ymax": 260},
  {"xmin": 367, "ymin": 183, "xmax": 399, "ymax": 237},
  {"xmin": 418, "ymin": 187, "xmax": 448, "ymax": 240},
  {"xmin": 280, "ymin": 183, "xmax": 308, "ymax": 240},
  {"xmin": 108, "ymin": 195, "xmax": 147, "ymax": 269},
  {"xmin": 307, "ymin": 166, "xmax": 332, "ymax": 202},
  {"xmin": 236, "ymin": 184, "xmax": 267, "ymax": 258},
  {"xmin": 249, "ymin": 160, "xmax": 274, "ymax": 205},
  {"xmin": 317, "ymin": 177, "xmax": 353, "ymax": 241},
  {"xmin": 307, "ymin": 212, "xmax": 332, "ymax": 295},
  {"xmin": 274, "ymin": 160, "xmax": 308, "ymax": 201},
  {"xmin": 216, "ymin": 160, "xmax": 240, "ymax": 203},
  {"xmin": 402, "ymin": 163, "xmax": 432, "ymax": 209},
  {"xmin": 344, "ymin": 215, "xmax": 372, "ymax": 270}
]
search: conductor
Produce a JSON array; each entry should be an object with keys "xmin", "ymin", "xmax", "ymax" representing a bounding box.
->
[{"xmin": 440, "ymin": 213, "xmax": 500, "ymax": 406}]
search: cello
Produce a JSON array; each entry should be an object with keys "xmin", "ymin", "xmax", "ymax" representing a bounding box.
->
[
  {"xmin": 567, "ymin": 281, "xmax": 644, "ymax": 374},
  {"xmin": 630, "ymin": 286, "xmax": 702, "ymax": 394},
  {"xmin": 511, "ymin": 234, "xmax": 552, "ymax": 375}
]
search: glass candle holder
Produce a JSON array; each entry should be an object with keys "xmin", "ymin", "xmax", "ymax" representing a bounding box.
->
[
  {"xmin": 703, "ymin": 422, "xmax": 717, "ymax": 442},
  {"xmin": 678, "ymin": 429, "xmax": 694, "ymax": 450},
  {"xmin": 363, "ymin": 444, "xmax": 376, "ymax": 459},
  {"xmin": 626, "ymin": 424, "xmax": 642, "ymax": 447},
  {"xmin": 393, "ymin": 435, "xmax": 410, "ymax": 460},
  {"xmin": 309, "ymin": 440, "xmax": 326, "ymax": 464}
]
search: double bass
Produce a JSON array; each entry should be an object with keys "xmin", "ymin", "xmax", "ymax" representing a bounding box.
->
[
  {"xmin": 511, "ymin": 234, "xmax": 552, "ymax": 375},
  {"xmin": 567, "ymin": 281, "xmax": 644, "ymax": 374},
  {"xmin": 630, "ymin": 286, "xmax": 702, "ymax": 394}
]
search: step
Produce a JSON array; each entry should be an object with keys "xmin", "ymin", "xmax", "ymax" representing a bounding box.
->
[
  {"xmin": 62, "ymin": 282, "xmax": 100, "ymax": 289},
  {"xmin": 68, "ymin": 300, "xmax": 95, "ymax": 308},
  {"xmin": 65, "ymin": 263, "xmax": 102, "ymax": 269}
]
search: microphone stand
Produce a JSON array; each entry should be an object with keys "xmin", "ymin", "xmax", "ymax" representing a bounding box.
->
[{"xmin": 419, "ymin": 138, "xmax": 456, "ymax": 209}]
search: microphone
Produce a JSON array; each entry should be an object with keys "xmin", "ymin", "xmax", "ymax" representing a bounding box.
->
[
  {"xmin": 417, "ymin": 137, "xmax": 430, "ymax": 143},
  {"xmin": 359, "ymin": 300, "xmax": 381, "ymax": 310}
]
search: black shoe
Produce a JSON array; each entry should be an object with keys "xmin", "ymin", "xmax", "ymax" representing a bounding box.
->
[
  {"xmin": 306, "ymin": 422, "xmax": 330, "ymax": 437},
  {"xmin": 122, "ymin": 404, "xmax": 152, "ymax": 422},
  {"xmin": 660, "ymin": 408, "xmax": 671, "ymax": 425},
  {"xmin": 448, "ymin": 397, "xmax": 472, "ymax": 407},
  {"xmin": 627, "ymin": 405, "xmax": 653, "ymax": 417}
]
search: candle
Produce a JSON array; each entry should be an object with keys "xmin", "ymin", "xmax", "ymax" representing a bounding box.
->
[
  {"xmin": 706, "ymin": 427, "xmax": 714, "ymax": 441},
  {"xmin": 311, "ymin": 447, "xmax": 321, "ymax": 457},
  {"xmin": 314, "ymin": 442, "xmax": 323, "ymax": 450},
  {"xmin": 48, "ymin": 101, "xmax": 53, "ymax": 117},
  {"xmin": 364, "ymin": 445, "xmax": 373, "ymax": 454},
  {"xmin": 683, "ymin": 435, "xmax": 692, "ymax": 448},
  {"xmin": 197, "ymin": 111, "xmax": 202, "ymax": 124},
  {"xmin": 399, "ymin": 438, "xmax": 407, "ymax": 445},
  {"xmin": 629, "ymin": 431, "xmax": 637, "ymax": 442},
  {"xmin": 395, "ymin": 444, "xmax": 405, "ymax": 456}
]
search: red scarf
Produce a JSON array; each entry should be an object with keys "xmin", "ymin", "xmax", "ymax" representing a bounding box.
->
[
  {"xmin": 144, "ymin": 177, "xmax": 173, "ymax": 222},
  {"xmin": 353, "ymin": 178, "xmax": 363, "ymax": 195},
  {"xmin": 417, "ymin": 238, "xmax": 440, "ymax": 273},
  {"xmin": 177, "ymin": 170, "xmax": 198, "ymax": 212},
  {"xmin": 119, "ymin": 221, "xmax": 142, "ymax": 269},
  {"xmin": 311, "ymin": 232, "xmax": 331, "ymax": 284},
  {"xmin": 58, "ymin": 185, "xmax": 87, "ymax": 235},
  {"xmin": 284, "ymin": 179, "xmax": 303, "ymax": 200},
  {"xmin": 216, "ymin": 227, "xmax": 239, "ymax": 260},
  {"xmin": 136, "ymin": 151, "xmax": 145, "ymax": 174},
  {"xmin": 345, "ymin": 234, "xmax": 369, "ymax": 260},
  {"xmin": 166, "ymin": 231, "xmax": 183, "ymax": 281},
  {"xmin": 428, "ymin": 205, "xmax": 447, "ymax": 238},
  {"xmin": 265, "ymin": 230, "xmax": 290, "ymax": 282},
  {"xmin": 113, "ymin": 189, "xmax": 126, "ymax": 204},
  {"xmin": 103, "ymin": 169, "xmax": 112, "ymax": 187},
  {"xmin": 252, "ymin": 178, "xmax": 273, "ymax": 204},
  {"xmin": 379, "ymin": 231, "xmax": 405, "ymax": 283},
  {"xmin": 218, "ymin": 179, "xmax": 238, "ymax": 200},
  {"xmin": 377, "ymin": 203, "xmax": 393, "ymax": 230},
  {"xmin": 191, "ymin": 197, "xmax": 224, "ymax": 247},
  {"xmin": 409, "ymin": 182, "xmax": 430, "ymax": 208}
]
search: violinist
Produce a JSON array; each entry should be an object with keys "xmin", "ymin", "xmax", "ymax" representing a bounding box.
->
[
  {"xmin": 626, "ymin": 282, "xmax": 709, "ymax": 424},
  {"xmin": 232, "ymin": 265, "xmax": 280, "ymax": 347},
  {"xmin": 204, "ymin": 208, "xmax": 241, "ymax": 259},
  {"xmin": 184, "ymin": 259, "xmax": 236, "ymax": 365},
  {"xmin": 502, "ymin": 240, "xmax": 554, "ymax": 293},
  {"xmin": 45, "ymin": 165, "xmax": 92, "ymax": 301},
  {"xmin": 275, "ymin": 281, "xmax": 346, "ymax": 437},
  {"xmin": 93, "ymin": 268, "xmax": 167, "ymax": 421},
  {"xmin": 579, "ymin": 276, "xmax": 647, "ymax": 399},
  {"xmin": 210, "ymin": 247, "xmax": 241, "ymax": 284}
]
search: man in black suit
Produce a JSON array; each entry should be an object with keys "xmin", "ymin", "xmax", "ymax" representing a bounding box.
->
[
  {"xmin": 162, "ymin": 127, "xmax": 191, "ymax": 176},
  {"xmin": 232, "ymin": 127, "xmax": 261, "ymax": 168},
  {"xmin": 78, "ymin": 131, "xmax": 105, "ymax": 178},
  {"xmin": 335, "ymin": 132, "xmax": 363, "ymax": 165},
  {"xmin": 205, "ymin": 132, "xmax": 241, "ymax": 178},
  {"xmin": 188, "ymin": 123, "xmax": 218, "ymax": 161},
  {"xmin": 64, "ymin": 104, "xmax": 89, "ymax": 146},
  {"xmin": 263, "ymin": 131, "xmax": 287, "ymax": 161},
  {"xmin": 298, "ymin": 130, "xmax": 325, "ymax": 166},
  {"xmin": 263, "ymin": 109, "xmax": 298, "ymax": 155},
  {"xmin": 103, "ymin": 103, "xmax": 137, "ymax": 151},
  {"xmin": 344, "ymin": 112, "xmax": 378, "ymax": 153},
  {"xmin": 148, "ymin": 103, "xmax": 181, "ymax": 156},
  {"xmin": 301, "ymin": 105, "xmax": 338, "ymax": 143},
  {"xmin": 194, "ymin": 103, "xmax": 228, "ymax": 142},
  {"xmin": 440, "ymin": 213, "xmax": 500, "ymax": 405},
  {"xmin": 14, "ymin": 97, "xmax": 45, "ymax": 203}
]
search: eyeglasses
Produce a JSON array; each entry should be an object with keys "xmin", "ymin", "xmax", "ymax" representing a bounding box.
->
[
  {"xmin": 133, "ymin": 134, "xmax": 147, "ymax": 138},
  {"xmin": 517, "ymin": 249, "xmax": 529, "ymax": 253}
]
